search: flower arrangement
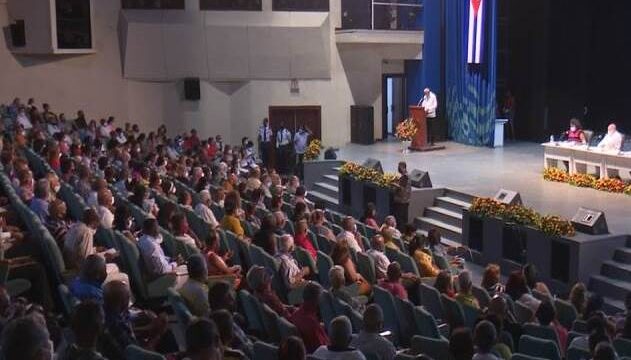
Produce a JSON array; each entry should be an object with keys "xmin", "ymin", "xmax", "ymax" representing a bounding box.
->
[
  {"xmin": 543, "ymin": 168, "xmax": 631, "ymax": 196},
  {"xmin": 567, "ymin": 173, "xmax": 597, "ymax": 188},
  {"xmin": 395, "ymin": 118, "xmax": 418, "ymax": 141},
  {"xmin": 594, "ymin": 178, "xmax": 626, "ymax": 193},
  {"xmin": 543, "ymin": 167, "xmax": 569, "ymax": 183},
  {"xmin": 536, "ymin": 215, "xmax": 576, "ymax": 237},
  {"xmin": 304, "ymin": 139, "xmax": 322, "ymax": 161},
  {"xmin": 339, "ymin": 162, "xmax": 400, "ymax": 189},
  {"xmin": 470, "ymin": 197, "xmax": 575, "ymax": 237}
]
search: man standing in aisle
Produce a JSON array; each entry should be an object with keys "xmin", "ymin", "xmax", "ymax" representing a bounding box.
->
[
  {"xmin": 276, "ymin": 122, "xmax": 292, "ymax": 175},
  {"xmin": 419, "ymin": 88, "xmax": 438, "ymax": 145},
  {"xmin": 392, "ymin": 161, "xmax": 411, "ymax": 231},
  {"xmin": 258, "ymin": 118, "xmax": 273, "ymax": 169},
  {"xmin": 293, "ymin": 125, "xmax": 311, "ymax": 179}
]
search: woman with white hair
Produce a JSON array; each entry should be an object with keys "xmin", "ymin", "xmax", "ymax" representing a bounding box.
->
[
  {"xmin": 275, "ymin": 234, "xmax": 310, "ymax": 290},
  {"xmin": 194, "ymin": 189, "xmax": 219, "ymax": 228},
  {"xmin": 329, "ymin": 265, "xmax": 365, "ymax": 312}
]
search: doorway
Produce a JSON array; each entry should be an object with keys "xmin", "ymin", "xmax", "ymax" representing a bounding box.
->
[
  {"xmin": 382, "ymin": 74, "xmax": 406, "ymax": 140},
  {"xmin": 268, "ymin": 106, "xmax": 322, "ymax": 139}
]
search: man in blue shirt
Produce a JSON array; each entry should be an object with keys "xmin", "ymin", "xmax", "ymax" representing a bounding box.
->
[
  {"xmin": 69, "ymin": 254, "xmax": 107, "ymax": 303},
  {"xmin": 29, "ymin": 179, "xmax": 50, "ymax": 223}
]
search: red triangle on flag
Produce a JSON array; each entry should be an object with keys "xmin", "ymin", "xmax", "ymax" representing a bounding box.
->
[{"xmin": 472, "ymin": 0, "xmax": 482, "ymax": 15}]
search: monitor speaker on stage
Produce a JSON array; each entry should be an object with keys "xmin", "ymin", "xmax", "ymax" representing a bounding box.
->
[
  {"xmin": 494, "ymin": 189, "xmax": 522, "ymax": 206},
  {"xmin": 362, "ymin": 158, "xmax": 383, "ymax": 174},
  {"xmin": 409, "ymin": 169, "xmax": 432, "ymax": 188},
  {"xmin": 571, "ymin": 207, "xmax": 608, "ymax": 235}
]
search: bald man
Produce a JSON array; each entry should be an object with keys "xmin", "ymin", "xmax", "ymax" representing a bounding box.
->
[{"xmin": 597, "ymin": 123, "xmax": 623, "ymax": 152}]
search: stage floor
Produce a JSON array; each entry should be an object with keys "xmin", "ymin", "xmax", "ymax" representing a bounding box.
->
[{"xmin": 337, "ymin": 140, "xmax": 631, "ymax": 235}]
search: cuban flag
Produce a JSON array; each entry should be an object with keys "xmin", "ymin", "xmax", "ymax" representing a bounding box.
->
[{"xmin": 467, "ymin": 0, "xmax": 485, "ymax": 64}]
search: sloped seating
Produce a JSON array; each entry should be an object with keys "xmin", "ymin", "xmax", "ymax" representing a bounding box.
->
[
  {"xmin": 523, "ymin": 323, "xmax": 561, "ymax": 351},
  {"xmin": 253, "ymin": 341, "xmax": 279, "ymax": 360},
  {"xmin": 373, "ymin": 286, "xmax": 401, "ymax": 346},
  {"xmin": 125, "ymin": 345, "xmax": 166, "ymax": 360},
  {"xmin": 614, "ymin": 337, "xmax": 631, "ymax": 358},
  {"xmin": 113, "ymin": 230, "xmax": 177, "ymax": 301},
  {"xmin": 518, "ymin": 335, "xmax": 561, "ymax": 360},
  {"xmin": 413, "ymin": 305, "xmax": 447, "ymax": 340},
  {"xmin": 357, "ymin": 251, "xmax": 377, "ymax": 284},
  {"xmin": 331, "ymin": 296, "xmax": 363, "ymax": 332},
  {"xmin": 472, "ymin": 285, "xmax": 492, "ymax": 309},
  {"xmin": 238, "ymin": 290, "xmax": 266, "ymax": 337},
  {"xmin": 293, "ymin": 246, "xmax": 317, "ymax": 275},
  {"xmin": 554, "ymin": 298, "xmax": 578, "ymax": 330},
  {"xmin": 58, "ymin": 284, "xmax": 78, "ymax": 318},
  {"xmin": 461, "ymin": 302, "xmax": 481, "ymax": 329},
  {"xmin": 394, "ymin": 297, "xmax": 419, "ymax": 346},
  {"xmin": 514, "ymin": 300, "xmax": 534, "ymax": 324},
  {"xmin": 167, "ymin": 287, "xmax": 195, "ymax": 335},
  {"xmin": 316, "ymin": 234, "xmax": 334, "ymax": 255},
  {"xmin": 316, "ymin": 251, "xmax": 334, "ymax": 288},
  {"xmin": 566, "ymin": 345, "xmax": 591, "ymax": 360},
  {"xmin": 410, "ymin": 335, "xmax": 450, "ymax": 360},
  {"xmin": 419, "ymin": 283, "xmax": 444, "ymax": 321},
  {"xmin": 318, "ymin": 290, "xmax": 337, "ymax": 329},
  {"xmin": 441, "ymin": 294, "xmax": 465, "ymax": 330}
]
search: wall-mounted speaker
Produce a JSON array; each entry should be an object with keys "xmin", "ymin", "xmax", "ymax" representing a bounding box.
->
[
  {"xmin": 10, "ymin": 20, "xmax": 26, "ymax": 47},
  {"xmin": 571, "ymin": 207, "xmax": 608, "ymax": 235},
  {"xmin": 493, "ymin": 189, "xmax": 522, "ymax": 206},
  {"xmin": 409, "ymin": 169, "xmax": 432, "ymax": 188},
  {"xmin": 184, "ymin": 77, "xmax": 201, "ymax": 101},
  {"xmin": 362, "ymin": 158, "xmax": 383, "ymax": 174}
]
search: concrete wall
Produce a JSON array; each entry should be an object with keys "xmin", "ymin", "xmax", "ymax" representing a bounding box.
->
[{"xmin": 0, "ymin": 0, "xmax": 422, "ymax": 147}]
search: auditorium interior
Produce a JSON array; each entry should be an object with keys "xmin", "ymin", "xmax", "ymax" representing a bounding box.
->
[{"xmin": 1, "ymin": 0, "xmax": 631, "ymax": 359}]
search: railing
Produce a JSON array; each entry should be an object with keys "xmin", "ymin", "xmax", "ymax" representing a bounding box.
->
[{"xmin": 342, "ymin": 0, "xmax": 423, "ymax": 31}]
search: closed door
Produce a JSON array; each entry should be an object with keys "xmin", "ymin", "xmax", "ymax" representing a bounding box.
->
[{"xmin": 269, "ymin": 106, "xmax": 322, "ymax": 140}]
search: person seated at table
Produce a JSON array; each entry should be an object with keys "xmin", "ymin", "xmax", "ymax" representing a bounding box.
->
[
  {"xmin": 597, "ymin": 123, "xmax": 623, "ymax": 152},
  {"xmin": 563, "ymin": 118, "xmax": 587, "ymax": 144}
]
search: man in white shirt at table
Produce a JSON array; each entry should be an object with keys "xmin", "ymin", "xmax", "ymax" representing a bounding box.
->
[
  {"xmin": 597, "ymin": 123, "xmax": 623, "ymax": 152},
  {"xmin": 419, "ymin": 88, "xmax": 438, "ymax": 144}
]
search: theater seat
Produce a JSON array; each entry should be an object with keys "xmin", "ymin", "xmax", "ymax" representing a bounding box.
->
[
  {"xmin": 566, "ymin": 346, "xmax": 591, "ymax": 360},
  {"xmin": 316, "ymin": 251, "xmax": 334, "ymax": 288},
  {"xmin": 441, "ymin": 294, "xmax": 465, "ymax": 329},
  {"xmin": 253, "ymin": 341, "xmax": 279, "ymax": 360},
  {"xmin": 394, "ymin": 297, "xmax": 418, "ymax": 346},
  {"xmin": 510, "ymin": 354, "xmax": 547, "ymax": 360},
  {"xmin": 125, "ymin": 345, "xmax": 166, "ymax": 360},
  {"xmin": 518, "ymin": 335, "xmax": 561, "ymax": 360},
  {"xmin": 523, "ymin": 323, "xmax": 561, "ymax": 350},
  {"xmin": 238, "ymin": 290, "xmax": 266, "ymax": 337},
  {"xmin": 554, "ymin": 299, "xmax": 578, "ymax": 330},
  {"xmin": 410, "ymin": 335, "xmax": 450, "ymax": 360},
  {"xmin": 374, "ymin": 286, "xmax": 401, "ymax": 346},
  {"xmin": 614, "ymin": 338, "xmax": 631, "ymax": 358},
  {"xmin": 167, "ymin": 287, "xmax": 195, "ymax": 335},
  {"xmin": 318, "ymin": 290, "xmax": 336, "ymax": 329},
  {"xmin": 472, "ymin": 285, "xmax": 492, "ymax": 309},
  {"xmin": 419, "ymin": 283, "xmax": 444, "ymax": 321},
  {"xmin": 414, "ymin": 305, "xmax": 448, "ymax": 340},
  {"xmin": 357, "ymin": 251, "xmax": 376, "ymax": 284}
]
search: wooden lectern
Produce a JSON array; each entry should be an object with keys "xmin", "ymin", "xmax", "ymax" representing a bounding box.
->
[{"xmin": 409, "ymin": 106, "xmax": 445, "ymax": 152}]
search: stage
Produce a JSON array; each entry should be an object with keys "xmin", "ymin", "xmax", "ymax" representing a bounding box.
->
[{"xmin": 336, "ymin": 140, "xmax": 631, "ymax": 236}]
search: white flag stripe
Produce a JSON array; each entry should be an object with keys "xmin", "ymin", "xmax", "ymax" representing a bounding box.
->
[
  {"xmin": 475, "ymin": 0, "xmax": 484, "ymax": 63},
  {"xmin": 467, "ymin": 1, "xmax": 476, "ymax": 63}
]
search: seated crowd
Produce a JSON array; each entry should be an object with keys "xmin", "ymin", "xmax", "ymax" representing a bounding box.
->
[{"xmin": 0, "ymin": 97, "xmax": 629, "ymax": 360}]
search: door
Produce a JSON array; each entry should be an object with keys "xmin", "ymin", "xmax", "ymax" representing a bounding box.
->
[
  {"xmin": 268, "ymin": 106, "xmax": 322, "ymax": 140},
  {"xmin": 382, "ymin": 74, "xmax": 406, "ymax": 139}
]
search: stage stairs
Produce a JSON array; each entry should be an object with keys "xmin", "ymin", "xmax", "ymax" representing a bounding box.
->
[
  {"xmin": 307, "ymin": 165, "xmax": 342, "ymax": 212},
  {"xmin": 589, "ymin": 238, "xmax": 631, "ymax": 313},
  {"xmin": 414, "ymin": 189, "xmax": 474, "ymax": 245}
]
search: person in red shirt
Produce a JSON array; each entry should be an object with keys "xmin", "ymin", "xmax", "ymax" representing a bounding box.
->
[
  {"xmin": 293, "ymin": 219, "xmax": 317, "ymax": 261},
  {"xmin": 207, "ymin": 137, "xmax": 218, "ymax": 159},
  {"xmin": 289, "ymin": 282, "xmax": 329, "ymax": 353},
  {"xmin": 378, "ymin": 262, "xmax": 408, "ymax": 300}
]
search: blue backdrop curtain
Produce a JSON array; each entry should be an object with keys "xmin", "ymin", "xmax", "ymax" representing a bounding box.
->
[{"xmin": 445, "ymin": 0, "xmax": 497, "ymax": 146}]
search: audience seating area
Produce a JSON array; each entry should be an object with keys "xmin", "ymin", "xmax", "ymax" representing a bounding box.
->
[{"xmin": 0, "ymin": 98, "xmax": 630, "ymax": 360}]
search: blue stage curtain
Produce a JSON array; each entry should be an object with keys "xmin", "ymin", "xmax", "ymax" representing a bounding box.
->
[
  {"xmin": 422, "ymin": 0, "xmax": 442, "ymax": 100},
  {"xmin": 445, "ymin": 0, "xmax": 497, "ymax": 146}
]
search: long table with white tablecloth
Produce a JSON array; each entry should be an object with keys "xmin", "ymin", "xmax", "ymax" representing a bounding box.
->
[{"xmin": 542, "ymin": 142, "xmax": 631, "ymax": 179}]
